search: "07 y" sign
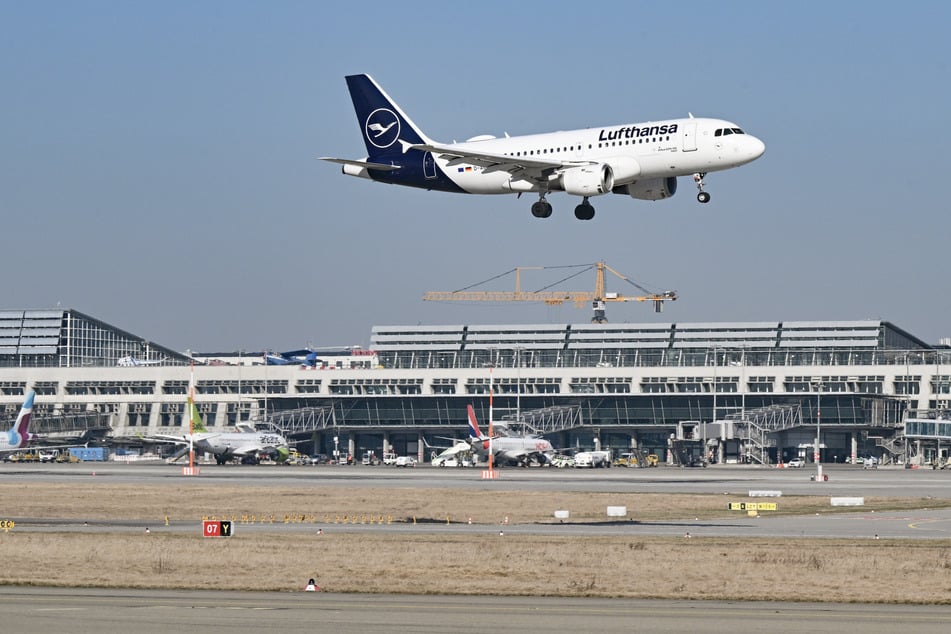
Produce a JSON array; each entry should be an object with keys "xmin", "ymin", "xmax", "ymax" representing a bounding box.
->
[{"xmin": 202, "ymin": 520, "xmax": 233, "ymax": 538}]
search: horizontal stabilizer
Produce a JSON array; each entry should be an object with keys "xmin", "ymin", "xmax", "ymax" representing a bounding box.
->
[{"xmin": 319, "ymin": 157, "xmax": 400, "ymax": 171}]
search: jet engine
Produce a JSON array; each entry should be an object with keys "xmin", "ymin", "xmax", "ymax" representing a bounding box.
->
[
  {"xmin": 616, "ymin": 176, "xmax": 678, "ymax": 200},
  {"xmin": 559, "ymin": 164, "xmax": 614, "ymax": 196},
  {"xmin": 602, "ymin": 156, "xmax": 641, "ymax": 183}
]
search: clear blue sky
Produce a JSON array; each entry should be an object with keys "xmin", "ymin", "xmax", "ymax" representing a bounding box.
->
[{"xmin": 3, "ymin": 2, "xmax": 949, "ymax": 352}]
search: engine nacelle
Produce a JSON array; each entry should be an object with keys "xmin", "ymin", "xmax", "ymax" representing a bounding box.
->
[
  {"xmin": 559, "ymin": 164, "xmax": 614, "ymax": 197},
  {"xmin": 617, "ymin": 176, "xmax": 678, "ymax": 200},
  {"xmin": 602, "ymin": 156, "xmax": 641, "ymax": 183}
]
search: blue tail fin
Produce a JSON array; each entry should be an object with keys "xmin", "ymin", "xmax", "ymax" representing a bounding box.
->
[{"xmin": 345, "ymin": 74, "xmax": 430, "ymax": 160}]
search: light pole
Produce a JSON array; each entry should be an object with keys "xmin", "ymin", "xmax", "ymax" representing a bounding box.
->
[
  {"xmin": 514, "ymin": 346, "xmax": 522, "ymax": 424},
  {"xmin": 709, "ymin": 345, "xmax": 721, "ymax": 466},
  {"xmin": 487, "ymin": 361, "xmax": 496, "ymax": 477},
  {"xmin": 813, "ymin": 379, "xmax": 823, "ymax": 482}
]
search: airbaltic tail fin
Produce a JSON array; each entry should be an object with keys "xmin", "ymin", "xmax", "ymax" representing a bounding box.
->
[
  {"xmin": 345, "ymin": 74, "xmax": 431, "ymax": 160},
  {"xmin": 188, "ymin": 396, "xmax": 207, "ymax": 433},
  {"xmin": 8, "ymin": 391, "xmax": 35, "ymax": 449}
]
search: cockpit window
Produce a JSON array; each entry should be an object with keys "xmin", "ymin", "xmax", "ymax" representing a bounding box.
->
[
  {"xmin": 723, "ymin": 128, "xmax": 733, "ymax": 135},
  {"xmin": 714, "ymin": 129, "xmax": 721, "ymax": 137},
  {"xmin": 732, "ymin": 128, "xmax": 745, "ymax": 134}
]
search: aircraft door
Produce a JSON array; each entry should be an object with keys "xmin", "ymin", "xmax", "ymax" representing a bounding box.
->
[
  {"xmin": 682, "ymin": 123, "xmax": 697, "ymax": 152},
  {"xmin": 423, "ymin": 152, "xmax": 437, "ymax": 179}
]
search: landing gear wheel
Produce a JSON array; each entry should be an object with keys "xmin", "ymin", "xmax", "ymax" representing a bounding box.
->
[
  {"xmin": 693, "ymin": 172, "xmax": 709, "ymax": 204},
  {"xmin": 574, "ymin": 197, "xmax": 595, "ymax": 220},
  {"xmin": 531, "ymin": 200, "xmax": 553, "ymax": 218}
]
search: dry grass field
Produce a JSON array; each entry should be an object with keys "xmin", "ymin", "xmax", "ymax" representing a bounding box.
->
[{"xmin": 2, "ymin": 482, "xmax": 951, "ymax": 602}]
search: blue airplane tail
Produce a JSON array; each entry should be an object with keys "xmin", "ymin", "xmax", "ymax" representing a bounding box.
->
[{"xmin": 345, "ymin": 74, "xmax": 430, "ymax": 160}]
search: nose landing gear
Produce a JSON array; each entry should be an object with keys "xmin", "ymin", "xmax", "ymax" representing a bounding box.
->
[{"xmin": 693, "ymin": 172, "xmax": 711, "ymax": 203}]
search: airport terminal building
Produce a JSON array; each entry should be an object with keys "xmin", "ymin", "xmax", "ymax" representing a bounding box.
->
[{"xmin": 2, "ymin": 308, "xmax": 950, "ymax": 466}]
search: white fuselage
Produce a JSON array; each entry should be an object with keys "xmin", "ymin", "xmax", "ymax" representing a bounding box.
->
[
  {"xmin": 189, "ymin": 431, "xmax": 287, "ymax": 457},
  {"xmin": 474, "ymin": 435, "xmax": 554, "ymax": 464},
  {"xmin": 441, "ymin": 118, "xmax": 764, "ymax": 195}
]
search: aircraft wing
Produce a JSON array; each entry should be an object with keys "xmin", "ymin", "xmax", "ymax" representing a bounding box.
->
[
  {"xmin": 230, "ymin": 442, "xmax": 267, "ymax": 457},
  {"xmin": 410, "ymin": 143, "xmax": 569, "ymax": 175},
  {"xmin": 145, "ymin": 433, "xmax": 219, "ymax": 446},
  {"xmin": 319, "ymin": 157, "xmax": 400, "ymax": 171}
]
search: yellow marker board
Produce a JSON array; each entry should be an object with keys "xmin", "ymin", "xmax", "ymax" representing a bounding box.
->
[{"xmin": 728, "ymin": 502, "xmax": 777, "ymax": 511}]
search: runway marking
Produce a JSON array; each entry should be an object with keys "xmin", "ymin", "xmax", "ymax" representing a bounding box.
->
[{"xmin": 908, "ymin": 518, "xmax": 950, "ymax": 532}]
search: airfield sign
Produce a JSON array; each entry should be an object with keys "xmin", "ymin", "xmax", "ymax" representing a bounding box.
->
[{"xmin": 202, "ymin": 520, "xmax": 233, "ymax": 538}]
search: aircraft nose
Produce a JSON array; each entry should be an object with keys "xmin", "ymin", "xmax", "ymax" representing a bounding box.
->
[{"xmin": 748, "ymin": 136, "xmax": 765, "ymax": 160}]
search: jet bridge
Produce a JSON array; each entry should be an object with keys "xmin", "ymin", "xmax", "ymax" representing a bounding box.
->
[
  {"xmin": 32, "ymin": 412, "xmax": 112, "ymax": 438},
  {"xmin": 725, "ymin": 404, "xmax": 801, "ymax": 465},
  {"xmin": 257, "ymin": 406, "xmax": 337, "ymax": 437},
  {"xmin": 500, "ymin": 405, "xmax": 584, "ymax": 435}
]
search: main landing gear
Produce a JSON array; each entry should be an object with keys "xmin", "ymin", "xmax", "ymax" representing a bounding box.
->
[
  {"xmin": 574, "ymin": 197, "xmax": 595, "ymax": 220},
  {"xmin": 529, "ymin": 195, "xmax": 596, "ymax": 220},
  {"xmin": 693, "ymin": 172, "xmax": 711, "ymax": 203},
  {"xmin": 531, "ymin": 196, "xmax": 553, "ymax": 218}
]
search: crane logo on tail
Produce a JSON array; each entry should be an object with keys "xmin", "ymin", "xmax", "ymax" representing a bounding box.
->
[{"xmin": 364, "ymin": 109, "xmax": 400, "ymax": 149}]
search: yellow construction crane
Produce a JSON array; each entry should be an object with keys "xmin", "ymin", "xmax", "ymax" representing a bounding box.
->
[{"xmin": 423, "ymin": 261, "xmax": 677, "ymax": 322}]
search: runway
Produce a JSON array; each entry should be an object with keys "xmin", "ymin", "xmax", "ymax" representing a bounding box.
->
[
  {"xmin": 3, "ymin": 462, "xmax": 951, "ymax": 629},
  {"xmin": 5, "ymin": 461, "xmax": 951, "ymax": 498},
  {"xmin": 5, "ymin": 462, "xmax": 951, "ymax": 540},
  {"xmin": 2, "ymin": 587, "xmax": 950, "ymax": 634}
]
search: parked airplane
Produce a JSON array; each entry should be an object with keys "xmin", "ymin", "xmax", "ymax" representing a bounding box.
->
[
  {"xmin": 466, "ymin": 404, "xmax": 553, "ymax": 466},
  {"xmin": 323, "ymin": 74, "xmax": 765, "ymax": 220},
  {"xmin": 0, "ymin": 391, "xmax": 36, "ymax": 454},
  {"xmin": 265, "ymin": 350, "xmax": 319, "ymax": 367},
  {"xmin": 117, "ymin": 356, "xmax": 164, "ymax": 367},
  {"xmin": 154, "ymin": 400, "xmax": 290, "ymax": 465}
]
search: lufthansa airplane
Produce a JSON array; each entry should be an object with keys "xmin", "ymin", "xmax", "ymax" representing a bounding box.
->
[{"xmin": 323, "ymin": 74, "xmax": 765, "ymax": 220}]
